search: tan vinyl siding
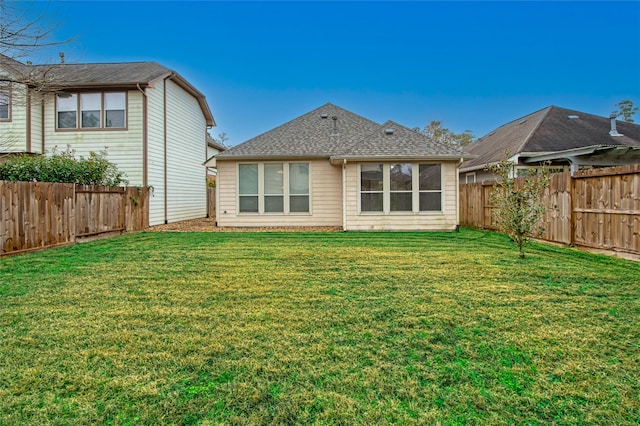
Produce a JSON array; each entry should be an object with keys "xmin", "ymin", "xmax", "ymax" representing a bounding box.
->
[
  {"xmin": 42, "ymin": 90, "xmax": 145, "ymax": 184},
  {"xmin": 344, "ymin": 161, "xmax": 459, "ymax": 231},
  {"xmin": 164, "ymin": 79, "xmax": 207, "ymax": 223},
  {"xmin": 216, "ymin": 159, "xmax": 342, "ymax": 227},
  {"xmin": 146, "ymin": 81, "xmax": 166, "ymax": 225}
]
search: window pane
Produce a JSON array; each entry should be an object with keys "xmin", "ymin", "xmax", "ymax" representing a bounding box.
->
[
  {"xmin": 105, "ymin": 92, "xmax": 126, "ymax": 128},
  {"xmin": 57, "ymin": 94, "xmax": 77, "ymax": 128},
  {"xmin": 82, "ymin": 111, "xmax": 100, "ymax": 128},
  {"xmin": 104, "ymin": 92, "xmax": 125, "ymax": 109},
  {"xmin": 57, "ymin": 111, "xmax": 77, "ymax": 129},
  {"xmin": 289, "ymin": 163, "xmax": 309, "ymax": 194},
  {"xmin": 265, "ymin": 195, "xmax": 284, "ymax": 213},
  {"xmin": 361, "ymin": 164, "xmax": 383, "ymax": 191},
  {"xmin": 290, "ymin": 195, "xmax": 309, "ymax": 213},
  {"xmin": 239, "ymin": 196, "xmax": 258, "ymax": 213},
  {"xmin": 419, "ymin": 192, "xmax": 441, "ymax": 211},
  {"xmin": 105, "ymin": 110, "xmax": 125, "ymax": 128},
  {"xmin": 0, "ymin": 88, "xmax": 9, "ymax": 119},
  {"xmin": 390, "ymin": 163, "xmax": 412, "ymax": 190},
  {"xmin": 361, "ymin": 193, "xmax": 383, "ymax": 212},
  {"xmin": 239, "ymin": 164, "xmax": 258, "ymax": 194},
  {"xmin": 264, "ymin": 163, "xmax": 283, "ymax": 194},
  {"xmin": 419, "ymin": 164, "xmax": 441, "ymax": 190},
  {"xmin": 390, "ymin": 192, "xmax": 412, "ymax": 211}
]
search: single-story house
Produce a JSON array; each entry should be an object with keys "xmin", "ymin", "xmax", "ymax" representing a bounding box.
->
[
  {"xmin": 461, "ymin": 105, "xmax": 640, "ymax": 183},
  {"xmin": 211, "ymin": 103, "xmax": 472, "ymax": 231},
  {"xmin": 0, "ymin": 54, "xmax": 215, "ymax": 225}
]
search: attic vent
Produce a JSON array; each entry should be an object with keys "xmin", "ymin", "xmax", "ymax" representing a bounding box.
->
[
  {"xmin": 568, "ymin": 115, "xmax": 580, "ymax": 119},
  {"xmin": 488, "ymin": 131, "xmax": 496, "ymax": 136},
  {"xmin": 518, "ymin": 119, "xmax": 527, "ymax": 125},
  {"xmin": 384, "ymin": 128, "xmax": 394, "ymax": 135},
  {"xmin": 321, "ymin": 113, "xmax": 328, "ymax": 119}
]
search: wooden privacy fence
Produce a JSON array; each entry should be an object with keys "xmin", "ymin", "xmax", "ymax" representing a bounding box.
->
[
  {"xmin": 1, "ymin": 181, "xmax": 149, "ymax": 256},
  {"xmin": 459, "ymin": 163, "xmax": 640, "ymax": 256}
]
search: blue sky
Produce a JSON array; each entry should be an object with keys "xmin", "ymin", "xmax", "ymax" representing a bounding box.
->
[{"xmin": 16, "ymin": 1, "xmax": 640, "ymax": 146}]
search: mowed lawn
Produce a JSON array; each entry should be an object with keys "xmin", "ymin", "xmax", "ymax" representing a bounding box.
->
[{"xmin": 1, "ymin": 229, "xmax": 639, "ymax": 425}]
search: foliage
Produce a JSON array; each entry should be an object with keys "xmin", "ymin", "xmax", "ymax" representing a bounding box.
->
[
  {"xmin": 612, "ymin": 99, "xmax": 638, "ymax": 123},
  {"xmin": 417, "ymin": 120, "xmax": 475, "ymax": 147},
  {"xmin": 486, "ymin": 157, "xmax": 550, "ymax": 258},
  {"xmin": 0, "ymin": 147, "xmax": 127, "ymax": 186},
  {"xmin": 1, "ymin": 230, "xmax": 638, "ymax": 424}
]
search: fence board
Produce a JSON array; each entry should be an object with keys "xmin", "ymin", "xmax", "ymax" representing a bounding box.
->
[
  {"xmin": 1, "ymin": 181, "xmax": 149, "ymax": 255},
  {"xmin": 460, "ymin": 164, "xmax": 640, "ymax": 255}
]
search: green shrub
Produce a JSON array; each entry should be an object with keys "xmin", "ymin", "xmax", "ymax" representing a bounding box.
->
[{"xmin": 0, "ymin": 148, "xmax": 127, "ymax": 186}]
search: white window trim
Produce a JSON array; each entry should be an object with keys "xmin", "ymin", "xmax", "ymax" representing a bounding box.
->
[
  {"xmin": 465, "ymin": 172, "xmax": 476, "ymax": 184},
  {"xmin": 237, "ymin": 161, "xmax": 311, "ymax": 215},
  {"xmin": 358, "ymin": 162, "xmax": 443, "ymax": 215}
]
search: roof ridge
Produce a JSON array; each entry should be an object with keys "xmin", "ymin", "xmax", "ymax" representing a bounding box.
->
[{"xmin": 514, "ymin": 106, "xmax": 553, "ymax": 155}]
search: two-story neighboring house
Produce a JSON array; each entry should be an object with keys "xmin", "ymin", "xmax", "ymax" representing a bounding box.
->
[{"xmin": 0, "ymin": 54, "xmax": 215, "ymax": 225}]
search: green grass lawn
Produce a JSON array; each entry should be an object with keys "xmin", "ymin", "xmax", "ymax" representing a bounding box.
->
[{"xmin": 1, "ymin": 229, "xmax": 639, "ymax": 425}]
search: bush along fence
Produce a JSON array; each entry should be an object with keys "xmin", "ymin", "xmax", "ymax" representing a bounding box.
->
[
  {"xmin": 0, "ymin": 181, "xmax": 149, "ymax": 256},
  {"xmin": 459, "ymin": 163, "xmax": 640, "ymax": 256}
]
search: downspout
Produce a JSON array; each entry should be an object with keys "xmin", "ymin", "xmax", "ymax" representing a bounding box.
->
[
  {"xmin": 26, "ymin": 91, "xmax": 31, "ymax": 152},
  {"xmin": 40, "ymin": 100, "xmax": 45, "ymax": 153},
  {"xmin": 137, "ymin": 83, "xmax": 148, "ymax": 187},
  {"xmin": 342, "ymin": 159, "xmax": 347, "ymax": 231},
  {"xmin": 163, "ymin": 77, "xmax": 169, "ymax": 224},
  {"xmin": 456, "ymin": 158, "xmax": 462, "ymax": 232}
]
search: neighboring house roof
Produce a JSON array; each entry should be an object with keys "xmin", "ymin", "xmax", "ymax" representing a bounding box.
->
[
  {"xmin": 461, "ymin": 105, "xmax": 640, "ymax": 172},
  {"xmin": 0, "ymin": 54, "xmax": 215, "ymax": 127},
  {"xmin": 207, "ymin": 134, "xmax": 227, "ymax": 152},
  {"xmin": 216, "ymin": 103, "xmax": 471, "ymax": 161}
]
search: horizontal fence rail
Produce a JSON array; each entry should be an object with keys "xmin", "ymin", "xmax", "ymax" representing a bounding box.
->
[
  {"xmin": 1, "ymin": 181, "xmax": 149, "ymax": 256},
  {"xmin": 460, "ymin": 163, "xmax": 640, "ymax": 256}
]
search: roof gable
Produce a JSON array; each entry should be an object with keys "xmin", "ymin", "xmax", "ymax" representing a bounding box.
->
[
  {"xmin": 216, "ymin": 103, "xmax": 381, "ymax": 159},
  {"xmin": 218, "ymin": 104, "xmax": 470, "ymax": 161}
]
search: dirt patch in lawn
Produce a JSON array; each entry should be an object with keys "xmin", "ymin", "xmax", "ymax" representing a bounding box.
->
[{"xmin": 148, "ymin": 217, "xmax": 342, "ymax": 233}]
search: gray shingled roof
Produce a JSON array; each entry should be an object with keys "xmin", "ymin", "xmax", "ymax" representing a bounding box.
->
[
  {"xmin": 217, "ymin": 103, "xmax": 471, "ymax": 161},
  {"xmin": 0, "ymin": 54, "xmax": 215, "ymax": 126},
  {"xmin": 333, "ymin": 120, "xmax": 467, "ymax": 160},
  {"xmin": 462, "ymin": 106, "xmax": 640, "ymax": 171}
]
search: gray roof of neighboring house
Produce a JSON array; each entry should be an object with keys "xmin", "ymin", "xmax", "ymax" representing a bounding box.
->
[
  {"xmin": 216, "ymin": 103, "xmax": 471, "ymax": 161},
  {"xmin": 461, "ymin": 105, "xmax": 640, "ymax": 171},
  {"xmin": 0, "ymin": 54, "xmax": 215, "ymax": 126}
]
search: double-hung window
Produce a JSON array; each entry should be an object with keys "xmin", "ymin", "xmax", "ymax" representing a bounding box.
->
[
  {"xmin": 56, "ymin": 92, "xmax": 126, "ymax": 129},
  {"xmin": 0, "ymin": 82, "xmax": 10, "ymax": 121},
  {"xmin": 360, "ymin": 163, "xmax": 442, "ymax": 213},
  {"xmin": 360, "ymin": 164, "xmax": 383, "ymax": 212},
  {"xmin": 238, "ymin": 162, "xmax": 310, "ymax": 214}
]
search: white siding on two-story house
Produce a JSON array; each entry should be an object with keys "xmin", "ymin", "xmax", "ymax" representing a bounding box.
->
[
  {"xmin": 41, "ymin": 90, "xmax": 145, "ymax": 185},
  {"xmin": 0, "ymin": 83, "xmax": 29, "ymax": 152},
  {"xmin": 146, "ymin": 79, "xmax": 167, "ymax": 226},
  {"xmin": 164, "ymin": 79, "xmax": 207, "ymax": 223}
]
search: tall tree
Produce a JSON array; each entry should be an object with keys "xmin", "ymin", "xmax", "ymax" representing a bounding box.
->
[
  {"xmin": 612, "ymin": 100, "xmax": 638, "ymax": 123},
  {"xmin": 486, "ymin": 156, "xmax": 550, "ymax": 259},
  {"xmin": 418, "ymin": 120, "xmax": 474, "ymax": 147}
]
